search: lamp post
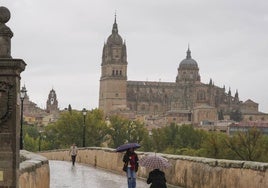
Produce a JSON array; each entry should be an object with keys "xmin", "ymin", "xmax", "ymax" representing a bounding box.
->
[
  {"xmin": 82, "ymin": 108, "xmax": 87, "ymax": 147},
  {"xmin": 38, "ymin": 131, "xmax": 44, "ymax": 151},
  {"xmin": 20, "ymin": 86, "xmax": 27, "ymax": 150}
]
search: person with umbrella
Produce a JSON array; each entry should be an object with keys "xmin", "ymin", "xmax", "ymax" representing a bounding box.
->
[
  {"xmin": 147, "ymin": 168, "xmax": 167, "ymax": 188},
  {"xmin": 116, "ymin": 142, "xmax": 140, "ymax": 188},
  {"xmin": 122, "ymin": 147, "xmax": 139, "ymax": 188},
  {"xmin": 139, "ymin": 154, "xmax": 171, "ymax": 188}
]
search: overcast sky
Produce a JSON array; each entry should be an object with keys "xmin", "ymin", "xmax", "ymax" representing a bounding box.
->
[{"xmin": 2, "ymin": 0, "xmax": 268, "ymax": 113}]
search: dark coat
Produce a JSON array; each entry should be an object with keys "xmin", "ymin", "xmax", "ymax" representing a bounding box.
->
[
  {"xmin": 147, "ymin": 169, "xmax": 167, "ymax": 188},
  {"xmin": 123, "ymin": 150, "xmax": 139, "ymax": 172}
]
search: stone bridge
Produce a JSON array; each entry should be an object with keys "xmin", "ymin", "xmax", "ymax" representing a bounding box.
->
[{"xmin": 20, "ymin": 147, "xmax": 268, "ymax": 188}]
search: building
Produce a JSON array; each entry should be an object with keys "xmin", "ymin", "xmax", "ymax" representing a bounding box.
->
[
  {"xmin": 23, "ymin": 87, "xmax": 60, "ymax": 126},
  {"xmin": 99, "ymin": 17, "xmax": 268, "ymax": 127},
  {"xmin": 229, "ymin": 121, "xmax": 268, "ymax": 135}
]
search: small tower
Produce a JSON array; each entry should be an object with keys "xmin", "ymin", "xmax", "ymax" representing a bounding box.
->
[
  {"xmin": 99, "ymin": 15, "xmax": 128, "ymax": 115},
  {"xmin": 46, "ymin": 88, "xmax": 59, "ymax": 113}
]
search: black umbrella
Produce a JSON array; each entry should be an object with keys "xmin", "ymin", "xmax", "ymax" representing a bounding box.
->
[{"xmin": 115, "ymin": 143, "xmax": 141, "ymax": 152}]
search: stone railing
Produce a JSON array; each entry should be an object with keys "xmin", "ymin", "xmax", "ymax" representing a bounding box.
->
[
  {"xmin": 19, "ymin": 150, "xmax": 49, "ymax": 188},
  {"xmin": 40, "ymin": 147, "xmax": 268, "ymax": 188}
]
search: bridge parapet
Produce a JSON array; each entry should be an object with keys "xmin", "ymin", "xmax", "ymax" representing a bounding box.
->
[
  {"xmin": 19, "ymin": 150, "xmax": 49, "ymax": 188},
  {"xmin": 40, "ymin": 147, "xmax": 268, "ymax": 188}
]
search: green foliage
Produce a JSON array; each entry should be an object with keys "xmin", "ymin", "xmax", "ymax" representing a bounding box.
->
[
  {"xmin": 176, "ymin": 124, "xmax": 205, "ymax": 149},
  {"xmin": 24, "ymin": 133, "xmax": 38, "ymax": 151},
  {"xmin": 224, "ymin": 127, "xmax": 265, "ymax": 161},
  {"xmin": 106, "ymin": 116, "xmax": 128, "ymax": 148},
  {"xmin": 150, "ymin": 128, "xmax": 167, "ymax": 152},
  {"xmin": 218, "ymin": 110, "xmax": 224, "ymax": 120},
  {"xmin": 45, "ymin": 109, "xmax": 107, "ymax": 148},
  {"xmin": 22, "ymin": 110, "xmax": 268, "ymax": 162},
  {"xmin": 200, "ymin": 131, "xmax": 231, "ymax": 159},
  {"xmin": 85, "ymin": 109, "xmax": 108, "ymax": 146},
  {"xmin": 230, "ymin": 109, "xmax": 243, "ymax": 122},
  {"xmin": 106, "ymin": 116, "xmax": 148, "ymax": 148},
  {"xmin": 24, "ymin": 125, "xmax": 39, "ymax": 139},
  {"xmin": 141, "ymin": 132, "xmax": 154, "ymax": 152}
]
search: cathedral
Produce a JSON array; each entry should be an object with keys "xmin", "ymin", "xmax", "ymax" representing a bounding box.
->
[{"xmin": 99, "ymin": 17, "xmax": 267, "ymax": 126}]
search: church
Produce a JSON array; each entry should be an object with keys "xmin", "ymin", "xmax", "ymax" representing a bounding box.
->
[{"xmin": 99, "ymin": 17, "xmax": 267, "ymax": 126}]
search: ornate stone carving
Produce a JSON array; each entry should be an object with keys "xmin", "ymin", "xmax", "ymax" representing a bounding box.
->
[
  {"xmin": 0, "ymin": 6, "xmax": 13, "ymax": 58},
  {"xmin": 0, "ymin": 81, "xmax": 13, "ymax": 127}
]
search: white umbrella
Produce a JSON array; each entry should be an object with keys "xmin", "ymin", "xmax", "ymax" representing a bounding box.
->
[{"xmin": 139, "ymin": 154, "xmax": 171, "ymax": 169}]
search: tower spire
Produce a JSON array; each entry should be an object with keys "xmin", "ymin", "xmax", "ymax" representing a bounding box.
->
[
  {"xmin": 114, "ymin": 11, "xmax": 117, "ymax": 24},
  {"xmin": 112, "ymin": 11, "xmax": 118, "ymax": 34},
  {"xmin": 186, "ymin": 44, "xmax": 191, "ymax": 59}
]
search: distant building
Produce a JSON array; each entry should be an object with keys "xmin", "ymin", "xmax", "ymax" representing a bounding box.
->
[
  {"xmin": 46, "ymin": 89, "xmax": 59, "ymax": 113},
  {"xmin": 229, "ymin": 121, "xmax": 268, "ymax": 135},
  {"xmin": 99, "ymin": 17, "xmax": 268, "ymax": 127},
  {"xmin": 23, "ymin": 87, "xmax": 60, "ymax": 126}
]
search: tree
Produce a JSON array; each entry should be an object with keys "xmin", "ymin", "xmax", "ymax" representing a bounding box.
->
[
  {"xmin": 224, "ymin": 127, "xmax": 264, "ymax": 161},
  {"xmin": 218, "ymin": 110, "xmax": 224, "ymax": 120},
  {"xmin": 44, "ymin": 109, "xmax": 107, "ymax": 149},
  {"xmin": 106, "ymin": 116, "xmax": 129, "ymax": 148},
  {"xmin": 85, "ymin": 109, "xmax": 107, "ymax": 147},
  {"xmin": 106, "ymin": 116, "xmax": 147, "ymax": 148},
  {"xmin": 230, "ymin": 109, "xmax": 243, "ymax": 122},
  {"xmin": 201, "ymin": 131, "xmax": 231, "ymax": 159}
]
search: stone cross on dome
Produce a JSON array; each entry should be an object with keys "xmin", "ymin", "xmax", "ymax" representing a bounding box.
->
[{"xmin": 0, "ymin": 6, "xmax": 13, "ymax": 58}]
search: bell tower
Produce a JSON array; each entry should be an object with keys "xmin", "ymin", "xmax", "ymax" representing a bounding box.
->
[
  {"xmin": 46, "ymin": 88, "xmax": 59, "ymax": 113},
  {"xmin": 99, "ymin": 15, "xmax": 127, "ymax": 115}
]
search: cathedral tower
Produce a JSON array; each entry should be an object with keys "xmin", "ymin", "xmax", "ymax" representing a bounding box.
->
[
  {"xmin": 99, "ymin": 16, "xmax": 128, "ymax": 115},
  {"xmin": 46, "ymin": 88, "xmax": 59, "ymax": 113}
]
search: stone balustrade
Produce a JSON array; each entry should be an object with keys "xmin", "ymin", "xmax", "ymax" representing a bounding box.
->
[
  {"xmin": 40, "ymin": 147, "xmax": 268, "ymax": 188},
  {"xmin": 19, "ymin": 150, "xmax": 49, "ymax": 188}
]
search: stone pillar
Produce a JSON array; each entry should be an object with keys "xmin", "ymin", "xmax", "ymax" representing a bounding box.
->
[{"xmin": 0, "ymin": 6, "xmax": 26, "ymax": 187}]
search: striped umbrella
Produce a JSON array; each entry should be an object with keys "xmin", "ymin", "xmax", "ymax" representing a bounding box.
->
[{"xmin": 139, "ymin": 154, "xmax": 171, "ymax": 169}]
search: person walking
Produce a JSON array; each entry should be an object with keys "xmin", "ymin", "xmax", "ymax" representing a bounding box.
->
[
  {"xmin": 69, "ymin": 143, "xmax": 78, "ymax": 166},
  {"xmin": 123, "ymin": 148, "xmax": 139, "ymax": 188},
  {"xmin": 147, "ymin": 168, "xmax": 167, "ymax": 188}
]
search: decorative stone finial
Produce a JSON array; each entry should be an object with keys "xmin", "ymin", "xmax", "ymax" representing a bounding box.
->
[{"xmin": 0, "ymin": 6, "xmax": 13, "ymax": 58}]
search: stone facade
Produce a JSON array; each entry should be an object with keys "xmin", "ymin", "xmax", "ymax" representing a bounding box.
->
[{"xmin": 99, "ymin": 18, "xmax": 267, "ymax": 125}]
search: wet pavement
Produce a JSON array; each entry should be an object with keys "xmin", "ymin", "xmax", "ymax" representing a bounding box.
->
[
  {"xmin": 49, "ymin": 160, "xmax": 149, "ymax": 188},
  {"xmin": 50, "ymin": 160, "xmax": 181, "ymax": 188}
]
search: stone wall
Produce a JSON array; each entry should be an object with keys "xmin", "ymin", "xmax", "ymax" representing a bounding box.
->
[
  {"xmin": 19, "ymin": 150, "xmax": 49, "ymax": 188},
  {"xmin": 40, "ymin": 147, "xmax": 268, "ymax": 188}
]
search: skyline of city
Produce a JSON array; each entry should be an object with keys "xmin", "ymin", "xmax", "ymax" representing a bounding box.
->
[{"xmin": 2, "ymin": 0, "xmax": 268, "ymax": 113}]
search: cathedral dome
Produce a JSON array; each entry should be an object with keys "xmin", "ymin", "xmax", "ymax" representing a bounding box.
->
[
  {"xmin": 179, "ymin": 48, "xmax": 198, "ymax": 69},
  {"xmin": 107, "ymin": 18, "xmax": 123, "ymax": 45}
]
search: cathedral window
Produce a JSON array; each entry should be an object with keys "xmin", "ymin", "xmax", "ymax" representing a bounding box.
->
[
  {"xmin": 112, "ymin": 70, "xmax": 115, "ymax": 75},
  {"xmin": 120, "ymin": 70, "xmax": 122, "ymax": 75},
  {"xmin": 115, "ymin": 93, "xmax": 119, "ymax": 97},
  {"xmin": 116, "ymin": 70, "xmax": 118, "ymax": 75}
]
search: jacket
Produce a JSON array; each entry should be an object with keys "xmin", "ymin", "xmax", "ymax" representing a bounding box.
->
[
  {"xmin": 147, "ymin": 169, "xmax": 167, "ymax": 188},
  {"xmin": 123, "ymin": 150, "xmax": 139, "ymax": 172}
]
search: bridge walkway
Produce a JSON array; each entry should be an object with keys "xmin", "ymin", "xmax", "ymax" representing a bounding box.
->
[{"xmin": 49, "ymin": 160, "xmax": 181, "ymax": 188}]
